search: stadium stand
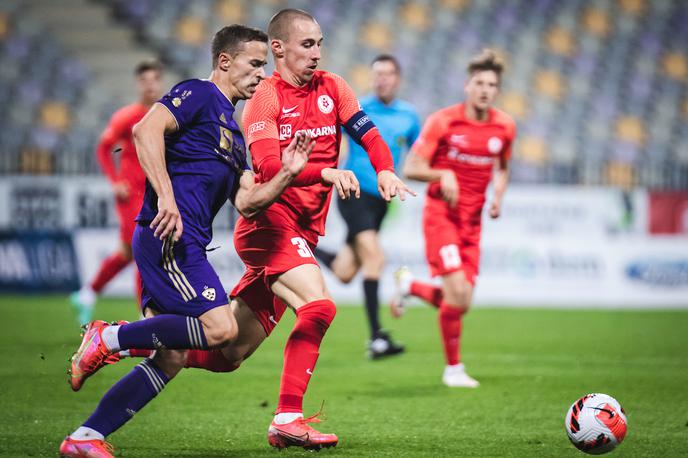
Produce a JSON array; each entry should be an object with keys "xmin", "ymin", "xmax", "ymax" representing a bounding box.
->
[{"xmin": 0, "ymin": 0, "xmax": 686, "ymax": 188}]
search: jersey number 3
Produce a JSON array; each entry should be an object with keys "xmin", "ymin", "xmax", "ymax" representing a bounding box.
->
[
  {"xmin": 439, "ymin": 244, "xmax": 461, "ymax": 269},
  {"xmin": 291, "ymin": 237, "xmax": 314, "ymax": 258}
]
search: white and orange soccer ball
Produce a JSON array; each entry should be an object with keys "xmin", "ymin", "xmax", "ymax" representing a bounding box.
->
[{"xmin": 564, "ymin": 393, "xmax": 628, "ymax": 454}]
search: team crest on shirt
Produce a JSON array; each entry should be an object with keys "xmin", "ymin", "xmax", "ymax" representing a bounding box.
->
[
  {"xmin": 487, "ymin": 137, "xmax": 503, "ymax": 154},
  {"xmin": 317, "ymin": 95, "xmax": 334, "ymax": 114},
  {"xmin": 172, "ymin": 97, "xmax": 182, "ymax": 107},
  {"xmin": 202, "ymin": 287, "xmax": 216, "ymax": 301}
]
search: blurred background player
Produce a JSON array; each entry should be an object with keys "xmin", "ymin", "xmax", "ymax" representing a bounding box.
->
[
  {"xmin": 392, "ymin": 49, "xmax": 516, "ymax": 388},
  {"xmin": 314, "ymin": 54, "xmax": 421, "ymax": 359},
  {"xmin": 237, "ymin": 9, "xmax": 413, "ymax": 450},
  {"xmin": 70, "ymin": 59, "xmax": 163, "ymax": 326}
]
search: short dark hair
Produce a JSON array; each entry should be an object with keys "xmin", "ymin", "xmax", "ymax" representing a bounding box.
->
[
  {"xmin": 268, "ymin": 8, "xmax": 316, "ymax": 41},
  {"xmin": 467, "ymin": 49, "xmax": 504, "ymax": 82},
  {"xmin": 134, "ymin": 59, "xmax": 163, "ymax": 76},
  {"xmin": 211, "ymin": 24, "xmax": 268, "ymax": 67},
  {"xmin": 372, "ymin": 54, "xmax": 401, "ymax": 74}
]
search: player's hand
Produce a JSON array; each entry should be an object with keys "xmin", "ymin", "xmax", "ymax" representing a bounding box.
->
[
  {"xmin": 440, "ymin": 170, "xmax": 459, "ymax": 208},
  {"xmin": 489, "ymin": 199, "xmax": 501, "ymax": 219},
  {"xmin": 321, "ymin": 168, "xmax": 360, "ymax": 200},
  {"xmin": 377, "ymin": 170, "xmax": 416, "ymax": 202},
  {"xmin": 281, "ymin": 132, "xmax": 315, "ymax": 177},
  {"xmin": 151, "ymin": 194, "xmax": 183, "ymax": 241},
  {"xmin": 113, "ymin": 181, "xmax": 130, "ymax": 201}
]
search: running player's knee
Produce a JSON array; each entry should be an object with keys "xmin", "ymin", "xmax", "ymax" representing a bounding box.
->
[
  {"xmin": 120, "ymin": 243, "xmax": 133, "ymax": 261},
  {"xmin": 205, "ymin": 324, "xmax": 238, "ymax": 348},
  {"xmin": 318, "ymin": 299, "xmax": 337, "ymax": 325}
]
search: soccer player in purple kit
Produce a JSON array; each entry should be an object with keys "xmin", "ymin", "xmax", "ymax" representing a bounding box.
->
[{"xmin": 60, "ymin": 25, "xmax": 314, "ymax": 457}]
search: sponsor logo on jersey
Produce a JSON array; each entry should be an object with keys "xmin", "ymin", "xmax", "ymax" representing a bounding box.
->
[
  {"xmin": 202, "ymin": 286, "xmax": 216, "ymax": 301},
  {"xmin": 282, "ymin": 105, "xmax": 298, "ymax": 114},
  {"xmin": 487, "ymin": 136, "xmax": 503, "ymax": 154},
  {"xmin": 279, "ymin": 124, "xmax": 292, "ymax": 140},
  {"xmin": 248, "ymin": 121, "xmax": 265, "ymax": 135},
  {"xmin": 448, "ymin": 149, "xmax": 494, "ymax": 166},
  {"xmin": 450, "ymin": 134, "xmax": 468, "ymax": 146},
  {"xmin": 281, "ymin": 105, "xmax": 301, "ymax": 118},
  {"xmin": 294, "ymin": 125, "xmax": 337, "ymax": 138},
  {"xmin": 317, "ymin": 95, "xmax": 334, "ymax": 114}
]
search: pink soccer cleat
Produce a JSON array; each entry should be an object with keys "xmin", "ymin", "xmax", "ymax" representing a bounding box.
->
[
  {"xmin": 59, "ymin": 436, "xmax": 115, "ymax": 457},
  {"xmin": 68, "ymin": 320, "xmax": 113, "ymax": 392},
  {"xmin": 268, "ymin": 413, "xmax": 338, "ymax": 450}
]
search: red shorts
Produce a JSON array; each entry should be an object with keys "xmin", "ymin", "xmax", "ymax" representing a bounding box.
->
[
  {"xmin": 423, "ymin": 197, "xmax": 482, "ymax": 286},
  {"xmin": 115, "ymin": 192, "xmax": 143, "ymax": 243},
  {"xmin": 229, "ymin": 211, "xmax": 319, "ymax": 335}
]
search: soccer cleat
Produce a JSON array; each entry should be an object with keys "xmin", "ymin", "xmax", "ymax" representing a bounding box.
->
[
  {"xmin": 59, "ymin": 436, "xmax": 115, "ymax": 458},
  {"xmin": 68, "ymin": 320, "xmax": 114, "ymax": 392},
  {"xmin": 70, "ymin": 288, "xmax": 96, "ymax": 327},
  {"xmin": 442, "ymin": 363, "xmax": 480, "ymax": 388},
  {"xmin": 368, "ymin": 330, "xmax": 405, "ymax": 359},
  {"xmin": 268, "ymin": 413, "xmax": 338, "ymax": 450},
  {"xmin": 390, "ymin": 266, "xmax": 413, "ymax": 318}
]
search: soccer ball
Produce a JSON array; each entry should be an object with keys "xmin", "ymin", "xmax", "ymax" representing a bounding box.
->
[{"xmin": 564, "ymin": 393, "xmax": 628, "ymax": 454}]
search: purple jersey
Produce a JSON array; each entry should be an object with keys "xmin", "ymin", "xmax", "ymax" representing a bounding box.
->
[{"xmin": 137, "ymin": 79, "xmax": 248, "ymax": 245}]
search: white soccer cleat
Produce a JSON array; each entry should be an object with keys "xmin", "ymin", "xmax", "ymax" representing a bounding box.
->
[
  {"xmin": 442, "ymin": 363, "xmax": 480, "ymax": 388},
  {"xmin": 390, "ymin": 266, "xmax": 414, "ymax": 318}
]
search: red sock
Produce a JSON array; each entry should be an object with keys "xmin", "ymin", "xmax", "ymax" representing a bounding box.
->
[
  {"xmin": 128, "ymin": 348, "xmax": 152, "ymax": 358},
  {"xmin": 185, "ymin": 349, "xmax": 240, "ymax": 372},
  {"xmin": 438, "ymin": 302, "xmax": 464, "ymax": 365},
  {"xmin": 410, "ymin": 281, "xmax": 443, "ymax": 308},
  {"xmin": 276, "ymin": 299, "xmax": 337, "ymax": 414},
  {"xmin": 90, "ymin": 252, "xmax": 130, "ymax": 293}
]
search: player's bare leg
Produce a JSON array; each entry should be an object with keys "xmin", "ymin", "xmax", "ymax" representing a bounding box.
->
[
  {"xmin": 267, "ymin": 264, "xmax": 338, "ymax": 450},
  {"xmin": 70, "ymin": 241, "xmax": 134, "ymax": 326},
  {"xmin": 439, "ymin": 271, "xmax": 478, "ymax": 388},
  {"xmin": 327, "ymin": 244, "xmax": 360, "ymax": 283},
  {"xmin": 353, "ymin": 230, "xmax": 404, "ymax": 359}
]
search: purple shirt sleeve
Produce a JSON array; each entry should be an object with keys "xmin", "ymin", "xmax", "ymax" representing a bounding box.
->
[{"xmin": 158, "ymin": 80, "xmax": 210, "ymax": 130}]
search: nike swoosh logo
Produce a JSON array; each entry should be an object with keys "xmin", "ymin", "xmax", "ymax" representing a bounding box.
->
[
  {"xmin": 282, "ymin": 105, "xmax": 298, "ymax": 114},
  {"xmin": 306, "ymin": 368, "xmax": 313, "ymax": 375}
]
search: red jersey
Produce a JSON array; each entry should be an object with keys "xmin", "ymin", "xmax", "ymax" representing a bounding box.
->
[
  {"xmin": 97, "ymin": 103, "xmax": 148, "ymax": 194},
  {"xmin": 413, "ymin": 103, "xmax": 516, "ymax": 213},
  {"xmin": 242, "ymin": 70, "xmax": 364, "ymax": 243}
]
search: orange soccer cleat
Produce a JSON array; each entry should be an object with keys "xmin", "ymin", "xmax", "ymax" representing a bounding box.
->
[
  {"xmin": 68, "ymin": 320, "xmax": 113, "ymax": 392},
  {"xmin": 268, "ymin": 413, "xmax": 338, "ymax": 451},
  {"xmin": 59, "ymin": 436, "xmax": 115, "ymax": 458}
]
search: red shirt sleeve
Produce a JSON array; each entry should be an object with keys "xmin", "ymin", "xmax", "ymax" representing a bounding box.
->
[
  {"xmin": 242, "ymin": 81, "xmax": 280, "ymax": 147},
  {"xmin": 331, "ymin": 73, "xmax": 394, "ymax": 173},
  {"xmin": 96, "ymin": 110, "xmax": 127, "ymax": 183},
  {"xmin": 501, "ymin": 116, "xmax": 517, "ymax": 162},
  {"xmin": 411, "ymin": 111, "xmax": 447, "ymax": 161}
]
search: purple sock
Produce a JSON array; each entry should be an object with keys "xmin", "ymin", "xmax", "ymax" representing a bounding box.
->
[
  {"xmin": 118, "ymin": 315, "xmax": 208, "ymax": 350},
  {"xmin": 83, "ymin": 358, "xmax": 169, "ymax": 437}
]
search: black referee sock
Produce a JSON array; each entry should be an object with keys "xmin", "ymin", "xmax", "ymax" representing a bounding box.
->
[
  {"xmin": 313, "ymin": 247, "xmax": 336, "ymax": 271},
  {"xmin": 363, "ymin": 279, "xmax": 381, "ymax": 338}
]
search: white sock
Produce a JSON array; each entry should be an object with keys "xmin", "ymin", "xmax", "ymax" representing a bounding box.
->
[
  {"xmin": 71, "ymin": 426, "xmax": 104, "ymax": 441},
  {"xmin": 273, "ymin": 412, "xmax": 303, "ymax": 425},
  {"xmin": 78, "ymin": 286, "xmax": 97, "ymax": 307},
  {"xmin": 119, "ymin": 350, "xmax": 130, "ymax": 358},
  {"xmin": 100, "ymin": 325, "xmax": 121, "ymax": 352}
]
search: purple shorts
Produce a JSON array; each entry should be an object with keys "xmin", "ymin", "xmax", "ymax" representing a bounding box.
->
[{"xmin": 132, "ymin": 223, "xmax": 227, "ymax": 317}]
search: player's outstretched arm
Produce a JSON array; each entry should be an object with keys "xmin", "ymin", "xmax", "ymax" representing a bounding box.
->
[
  {"xmin": 235, "ymin": 132, "xmax": 315, "ymax": 219},
  {"xmin": 403, "ymin": 152, "xmax": 459, "ymax": 207},
  {"xmin": 132, "ymin": 104, "xmax": 183, "ymax": 241}
]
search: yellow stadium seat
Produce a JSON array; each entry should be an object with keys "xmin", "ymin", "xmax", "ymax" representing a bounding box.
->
[
  {"xmin": 582, "ymin": 7, "xmax": 610, "ymax": 38},
  {"xmin": 400, "ymin": 3, "xmax": 429, "ymax": 31},
  {"xmin": 40, "ymin": 101, "xmax": 71, "ymax": 133},
  {"xmin": 348, "ymin": 64, "xmax": 370, "ymax": 94},
  {"xmin": 605, "ymin": 161, "xmax": 636, "ymax": 188},
  {"xmin": 440, "ymin": 0, "xmax": 468, "ymax": 12},
  {"xmin": 618, "ymin": 0, "xmax": 646, "ymax": 15},
  {"xmin": 176, "ymin": 16, "xmax": 206, "ymax": 46},
  {"xmin": 20, "ymin": 148, "xmax": 53, "ymax": 175},
  {"xmin": 516, "ymin": 135, "xmax": 547, "ymax": 164},
  {"xmin": 361, "ymin": 22, "xmax": 390, "ymax": 51},
  {"xmin": 662, "ymin": 52, "xmax": 688, "ymax": 81},
  {"xmin": 498, "ymin": 91, "xmax": 527, "ymax": 120},
  {"xmin": 215, "ymin": 0, "xmax": 244, "ymax": 23},
  {"xmin": 615, "ymin": 115, "xmax": 646, "ymax": 146},
  {"xmin": 0, "ymin": 12, "xmax": 8, "ymax": 41},
  {"xmin": 534, "ymin": 70, "xmax": 565, "ymax": 100},
  {"xmin": 546, "ymin": 26, "xmax": 575, "ymax": 56}
]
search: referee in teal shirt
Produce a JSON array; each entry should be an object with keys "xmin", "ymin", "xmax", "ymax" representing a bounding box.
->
[{"xmin": 315, "ymin": 55, "xmax": 421, "ymax": 358}]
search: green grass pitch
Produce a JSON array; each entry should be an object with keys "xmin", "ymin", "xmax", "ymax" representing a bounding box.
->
[{"xmin": 1, "ymin": 295, "xmax": 687, "ymax": 457}]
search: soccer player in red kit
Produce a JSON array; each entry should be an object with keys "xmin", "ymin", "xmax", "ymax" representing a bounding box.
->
[
  {"xmin": 391, "ymin": 50, "xmax": 516, "ymax": 388},
  {"xmin": 71, "ymin": 60, "xmax": 164, "ymax": 325},
  {"xmin": 233, "ymin": 9, "xmax": 413, "ymax": 449}
]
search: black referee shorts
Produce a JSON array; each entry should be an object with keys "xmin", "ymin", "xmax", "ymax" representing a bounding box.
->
[{"xmin": 337, "ymin": 192, "xmax": 388, "ymax": 244}]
